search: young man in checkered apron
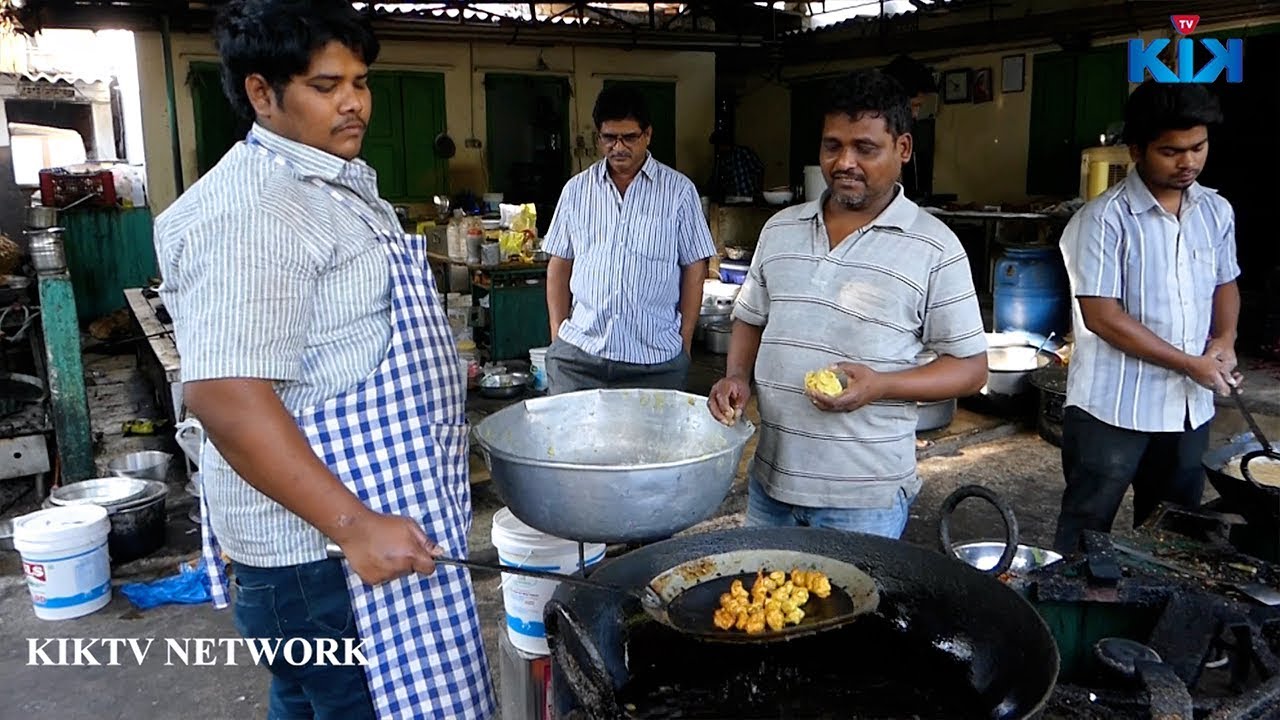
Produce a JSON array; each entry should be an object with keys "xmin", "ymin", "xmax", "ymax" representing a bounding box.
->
[{"xmin": 153, "ymin": 2, "xmax": 493, "ymax": 717}]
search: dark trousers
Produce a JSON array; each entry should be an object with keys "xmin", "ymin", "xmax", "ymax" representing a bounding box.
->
[
  {"xmin": 232, "ymin": 558, "xmax": 376, "ymax": 720},
  {"xmin": 545, "ymin": 337, "xmax": 691, "ymax": 395},
  {"xmin": 1053, "ymin": 407, "xmax": 1210, "ymax": 554}
]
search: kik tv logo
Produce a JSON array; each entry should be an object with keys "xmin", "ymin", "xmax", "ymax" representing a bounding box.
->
[{"xmin": 1127, "ymin": 15, "xmax": 1244, "ymax": 83}]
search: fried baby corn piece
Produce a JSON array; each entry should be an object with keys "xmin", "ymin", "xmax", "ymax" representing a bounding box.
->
[
  {"xmin": 808, "ymin": 572, "xmax": 832, "ymax": 599},
  {"xmin": 804, "ymin": 369, "xmax": 844, "ymax": 397},
  {"xmin": 765, "ymin": 608, "xmax": 786, "ymax": 632},
  {"xmin": 713, "ymin": 607, "xmax": 737, "ymax": 630}
]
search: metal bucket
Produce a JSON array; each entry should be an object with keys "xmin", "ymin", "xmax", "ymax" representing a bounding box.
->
[{"xmin": 24, "ymin": 227, "xmax": 66, "ymax": 273}]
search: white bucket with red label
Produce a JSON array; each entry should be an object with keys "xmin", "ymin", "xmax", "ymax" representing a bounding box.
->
[{"xmin": 14, "ymin": 505, "xmax": 112, "ymax": 620}]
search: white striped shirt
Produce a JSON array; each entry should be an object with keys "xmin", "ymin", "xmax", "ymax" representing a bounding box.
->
[
  {"xmin": 154, "ymin": 124, "xmax": 396, "ymax": 567},
  {"xmin": 735, "ymin": 188, "xmax": 987, "ymax": 509},
  {"xmin": 1061, "ymin": 169, "xmax": 1240, "ymax": 433},
  {"xmin": 543, "ymin": 155, "xmax": 716, "ymax": 365}
]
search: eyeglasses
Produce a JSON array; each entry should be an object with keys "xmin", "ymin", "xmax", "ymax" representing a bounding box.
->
[{"xmin": 598, "ymin": 132, "xmax": 645, "ymax": 148}]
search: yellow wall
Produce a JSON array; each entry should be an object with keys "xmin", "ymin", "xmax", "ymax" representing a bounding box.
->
[
  {"xmin": 729, "ymin": 14, "xmax": 1280, "ymax": 204},
  {"xmin": 135, "ymin": 33, "xmax": 716, "ymax": 213}
]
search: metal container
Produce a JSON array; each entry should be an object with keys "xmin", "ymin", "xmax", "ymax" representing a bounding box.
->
[
  {"xmin": 41, "ymin": 480, "xmax": 169, "ymax": 563},
  {"xmin": 917, "ymin": 399, "xmax": 956, "ymax": 432},
  {"xmin": 26, "ymin": 205, "xmax": 59, "ymax": 229},
  {"xmin": 952, "ymin": 541, "xmax": 1063, "ymax": 574},
  {"xmin": 915, "ymin": 350, "xmax": 955, "ymax": 432},
  {"xmin": 704, "ymin": 322, "xmax": 732, "ymax": 354},
  {"xmin": 479, "ymin": 371, "xmax": 532, "ymax": 399},
  {"xmin": 107, "ymin": 451, "xmax": 173, "ymax": 482},
  {"xmin": 985, "ymin": 345, "xmax": 1054, "ymax": 396},
  {"xmin": 24, "ymin": 227, "xmax": 66, "ymax": 273},
  {"xmin": 50, "ymin": 476, "xmax": 150, "ymax": 507},
  {"xmin": 473, "ymin": 388, "xmax": 755, "ymax": 544}
]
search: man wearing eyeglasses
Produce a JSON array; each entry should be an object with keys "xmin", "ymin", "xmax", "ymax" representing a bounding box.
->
[{"xmin": 542, "ymin": 85, "xmax": 716, "ymax": 394}]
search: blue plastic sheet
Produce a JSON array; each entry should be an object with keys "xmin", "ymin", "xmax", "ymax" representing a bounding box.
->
[{"xmin": 120, "ymin": 559, "xmax": 213, "ymax": 610}]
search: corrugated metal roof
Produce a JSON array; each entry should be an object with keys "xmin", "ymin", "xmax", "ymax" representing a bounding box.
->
[{"xmin": 781, "ymin": 0, "xmax": 964, "ymax": 38}]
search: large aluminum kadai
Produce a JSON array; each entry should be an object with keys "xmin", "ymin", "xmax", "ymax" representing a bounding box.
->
[{"xmin": 473, "ymin": 389, "xmax": 755, "ymax": 544}]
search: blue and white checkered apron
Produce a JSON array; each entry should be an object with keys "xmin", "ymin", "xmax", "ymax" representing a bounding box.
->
[{"xmin": 199, "ymin": 136, "xmax": 495, "ymax": 719}]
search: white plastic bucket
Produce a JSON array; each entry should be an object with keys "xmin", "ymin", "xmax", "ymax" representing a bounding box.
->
[
  {"xmin": 14, "ymin": 505, "xmax": 112, "ymax": 620},
  {"xmin": 528, "ymin": 347, "xmax": 549, "ymax": 392},
  {"xmin": 491, "ymin": 507, "xmax": 604, "ymax": 655}
]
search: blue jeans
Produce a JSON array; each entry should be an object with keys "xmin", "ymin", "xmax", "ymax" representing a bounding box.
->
[
  {"xmin": 232, "ymin": 558, "xmax": 375, "ymax": 720},
  {"xmin": 745, "ymin": 474, "xmax": 916, "ymax": 539}
]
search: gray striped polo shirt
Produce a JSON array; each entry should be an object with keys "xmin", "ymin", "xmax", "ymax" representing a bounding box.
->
[
  {"xmin": 1061, "ymin": 169, "xmax": 1239, "ymax": 433},
  {"xmin": 734, "ymin": 188, "xmax": 987, "ymax": 509},
  {"xmin": 154, "ymin": 124, "xmax": 395, "ymax": 567},
  {"xmin": 543, "ymin": 154, "xmax": 717, "ymax": 365}
]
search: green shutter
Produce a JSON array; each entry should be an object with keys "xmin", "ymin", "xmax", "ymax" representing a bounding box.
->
[
  {"xmin": 363, "ymin": 73, "xmax": 405, "ymax": 199},
  {"xmin": 188, "ymin": 62, "xmax": 249, "ymax": 177},
  {"xmin": 1026, "ymin": 47, "xmax": 1126, "ymax": 196},
  {"xmin": 399, "ymin": 73, "xmax": 448, "ymax": 199}
]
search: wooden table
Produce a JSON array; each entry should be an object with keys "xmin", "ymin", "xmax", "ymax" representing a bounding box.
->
[{"xmin": 124, "ymin": 287, "xmax": 184, "ymax": 424}]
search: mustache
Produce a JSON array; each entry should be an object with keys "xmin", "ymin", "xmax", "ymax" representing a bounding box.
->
[
  {"xmin": 332, "ymin": 118, "xmax": 366, "ymax": 133},
  {"xmin": 832, "ymin": 171, "xmax": 866, "ymax": 182}
]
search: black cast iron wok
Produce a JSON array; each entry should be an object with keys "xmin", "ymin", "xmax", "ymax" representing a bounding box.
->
[
  {"xmin": 326, "ymin": 543, "xmax": 879, "ymax": 643},
  {"xmin": 1203, "ymin": 431, "xmax": 1280, "ymax": 528},
  {"xmin": 545, "ymin": 526, "xmax": 1059, "ymax": 720}
]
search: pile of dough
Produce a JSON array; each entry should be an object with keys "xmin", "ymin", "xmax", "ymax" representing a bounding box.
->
[{"xmin": 804, "ymin": 369, "xmax": 844, "ymax": 397}]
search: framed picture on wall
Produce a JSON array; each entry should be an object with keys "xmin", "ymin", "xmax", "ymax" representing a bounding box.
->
[
  {"xmin": 1001, "ymin": 54, "xmax": 1025, "ymax": 93},
  {"xmin": 942, "ymin": 69, "xmax": 971, "ymax": 104},
  {"xmin": 972, "ymin": 67, "xmax": 994, "ymax": 103}
]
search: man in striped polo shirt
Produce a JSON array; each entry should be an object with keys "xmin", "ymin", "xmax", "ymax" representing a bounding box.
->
[
  {"xmin": 1053, "ymin": 82, "xmax": 1241, "ymax": 554},
  {"xmin": 708, "ymin": 70, "xmax": 988, "ymax": 538},
  {"xmin": 543, "ymin": 85, "xmax": 717, "ymax": 394}
]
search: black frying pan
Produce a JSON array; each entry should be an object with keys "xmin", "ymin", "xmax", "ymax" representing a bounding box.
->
[{"xmin": 326, "ymin": 543, "xmax": 879, "ymax": 644}]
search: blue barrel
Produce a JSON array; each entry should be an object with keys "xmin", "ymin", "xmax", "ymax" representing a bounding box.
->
[{"xmin": 992, "ymin": 245, "xmax": 1070, "ymax": 338}]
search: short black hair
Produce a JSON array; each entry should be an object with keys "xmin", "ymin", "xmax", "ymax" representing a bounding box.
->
[
  {"xmin": 1122, "ymin": 81, "xmax": 1223, "ymax": 148},
  {"xmin": 593, "ymin": 85, "xmax": 650, "ymax": 131},
  {"xmin": 883, "ymin": 55, "xmax": 936, "ymax": 96},
  {"xmin": 214, "ymin": 0, "xmax": 380, "ymax": 119},
  {"xmin": 821, "ymin": 70, "xmax": 912, "ymax": 138}
]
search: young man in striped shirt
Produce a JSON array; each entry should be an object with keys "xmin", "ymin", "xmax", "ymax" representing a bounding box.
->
[
  {"xmin": 1053, "ymin": 82, "xmax": 1241, "ymax": 554},
  {"xmin": 542, "ymin": 85, "xmax": 717, "ymax": 394},
  {"xmin": 707, "ymin": 70, "xmax": 987, "ymax": 539}
]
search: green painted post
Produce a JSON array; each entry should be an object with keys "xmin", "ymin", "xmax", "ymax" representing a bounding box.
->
[{"xmin": 30, "ymin": 228, "xmax": 95, "ymax": 482}]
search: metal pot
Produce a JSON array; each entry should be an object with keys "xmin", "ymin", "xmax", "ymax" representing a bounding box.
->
[
  {"xmin": 41, "ymin": 480, "xmax": 168, "ymax": 563},
  {"xmin": 1203, "ymin": 432, "xmax": 1280, "ymax": 528},
  {"xmin": 1029, "ymin": 365, "xmax": 1067, "ymax": 447},
  {"xmin": 985, "ymin": 345, "xmax": 1055, "ymax": 396},
  {"xmin": 914, "ymin": 350, "xmax": 956, "ymax": 431},
  {"xmin": 473, "ymin": 388, "xmax": 755, "ymax": 544},
  {"xmin": 24, "ymin": 227, "xmax": 66, "ymax": 273},
  {"xmin": 26, "ymin": 204, "xmax": 59, "ymax": 229},
  {"xmin": 704, "ymin": 322, "xmax": 732, "ymax": 354},
  {"xmin": 545, "ymin": 526, "xmax": 1059, "ymax": 719},
  {"xmin": 916, "ymin": 398, "xmax": 956, "ymax": 432}
]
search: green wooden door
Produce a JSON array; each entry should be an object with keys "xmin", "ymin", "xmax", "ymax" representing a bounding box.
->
[
  {"xmin": 1026, "ymin": 53, "xmax": 1079, "ymax": 196},
  {"xmin": 603, "ymin": 79, "xmax": 677, "ymax": 167},
  {"xmin": 362, "ymin": 73, "xmax": 405, "ymax": 199},
  {"xmin": 1026, "ymin": 48, "xmax": 1127, "ymax": 196},
  {"xmin": 400, "ymin": 73, "xmax": 449, "ymax": 199},
  {"xmin": 788, "ymin": 79, "xmax": 827, "ymax": 191},
  {"xmin": 188, "ymin": 62, "xmax": 250, "ymax": 177},
  {"xmin": 485, "ymin": 74, "xmax": 571, "ymax": 233}
]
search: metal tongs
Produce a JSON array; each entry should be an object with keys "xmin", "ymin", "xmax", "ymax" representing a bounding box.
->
[{"xmin": 1229, "ymin": 384, "xmax": 1280, "ymax": 490}]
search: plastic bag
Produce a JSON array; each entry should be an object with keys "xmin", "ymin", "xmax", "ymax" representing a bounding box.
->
[{"xmin": 120, "ymin": 558, "xmax": 213, "ymax": 610}]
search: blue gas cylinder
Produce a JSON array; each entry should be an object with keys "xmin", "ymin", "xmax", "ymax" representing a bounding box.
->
[{"xmin": 992, "ymin": 245, "xmax": 1070, "ymax": 338}]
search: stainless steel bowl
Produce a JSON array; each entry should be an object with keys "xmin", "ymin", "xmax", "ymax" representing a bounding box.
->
[
  {"xmin": 479, "ymin": 371, "xmax": 532, "ymax": 399},
  {"xmin": 953, "ymin": 541, "xmax": 1063, "ymax": 574},
  {"xmin": 473, "ymin": 388, "xmax": 756, "ymax": 543},
  {"xmin": 107, "ymin": 451, "xmax": 173, "ymax": 481},
  {"xmin": 50, "ymin": 476, "xmax": 150, "ymax": 508}
]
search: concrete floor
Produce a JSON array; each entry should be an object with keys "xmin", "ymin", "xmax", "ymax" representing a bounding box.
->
[{"xmin": 2, "ymin": 348, "xmax": 1279, "ymax": 719}]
